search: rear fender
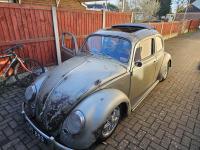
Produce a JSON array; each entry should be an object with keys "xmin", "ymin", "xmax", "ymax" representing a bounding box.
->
[
  {"xmin": 158, "ymin": 52, "xmax": 172, "ymax": 79},
  {"xmin": 162, "ymin": 52, "xmax": 172, "ymax": 67}
]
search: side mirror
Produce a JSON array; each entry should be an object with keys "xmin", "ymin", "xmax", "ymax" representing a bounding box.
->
[
  {"xmin": 135, "ymin": 61, "xmax": 143, "ymax": 67},
  {"xmin": 134, "ymin": 47, "xmax": 142, "ymax": 67}
]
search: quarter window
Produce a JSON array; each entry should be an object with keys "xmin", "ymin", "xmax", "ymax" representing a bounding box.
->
[
  {"xmin": 140, "ymin": 38, "xmax": 154, "ymax": 60},
  {"xmin": 155, "ymin": 37, "xmax": 163, "ymax": 51}
]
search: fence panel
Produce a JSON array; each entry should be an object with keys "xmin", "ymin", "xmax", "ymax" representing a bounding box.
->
[
  {"xmin": 0, "ymin": 3, "xmax": 56, "ymax": 66},
  {"xmin": 105, "ymin": 12, "xmax": 132, "ymax": 27},
  {"xmin": 189, "ymin": 19, "xmax": 200, "ymax": 31},
  {"xmin": 162, "ymin": 22, "xmax": 173, "ymax": 36},
  {"xmin": 57, "ymin": 9, "xmax": 102, "ymax": 47},
  {"xmin": 170, "ymin": 22, "xmax": 179, "ymax": 34},
  {"xmin": 185, "ymin": 20, "xmax": 191, "ymax": 31},
  {"xmin": 149, "ymin": 23, "xmax": 162, "ymax": 33}
]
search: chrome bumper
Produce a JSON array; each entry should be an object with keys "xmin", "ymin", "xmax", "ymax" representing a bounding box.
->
[{"xmin": 21, "ymin": 102, "xmax": 72, "ymax": 150}]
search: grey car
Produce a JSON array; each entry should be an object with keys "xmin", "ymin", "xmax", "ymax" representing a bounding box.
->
[{"xmin": 22, "ymin": 23, "xmax": 171, "ymax": 149}]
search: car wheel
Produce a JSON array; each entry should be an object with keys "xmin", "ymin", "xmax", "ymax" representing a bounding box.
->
[
  {"xmin": 160, "ymin": 61, "xmax": 170, "ymax": 81},
  {"xmin": 99, "ymin": 106, "xmax": 121, "ymax": 140}
]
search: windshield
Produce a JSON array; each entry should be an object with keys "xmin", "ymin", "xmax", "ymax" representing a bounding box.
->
[{"xmin": 81, "ymin": 35, "xmax": 132, "ymax": 64}]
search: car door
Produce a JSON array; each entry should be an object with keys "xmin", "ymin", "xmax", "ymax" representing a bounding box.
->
[
  {"xmin": 61, "ymin": 32, "xmax": 78, "ymax": 61},
  {"xmin": 130, "ymin": 37, "xmax": 157, "ymax": 104},
  {"xmin": 154, "ymin": 36, "xmax": 165, "ymax": 78}
]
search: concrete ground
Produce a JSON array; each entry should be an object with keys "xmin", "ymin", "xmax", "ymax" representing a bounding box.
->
[{"xmin": 0, "ymin": 31, "xmax": 200, "ymax": 150}]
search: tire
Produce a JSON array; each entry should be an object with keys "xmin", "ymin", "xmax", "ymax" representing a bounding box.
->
[
  {"xmin": 14, "ymin": 58, "xmax": 45, "ymax": 87},
  {"xmin": 0, "ymin": 79, "xmax": 5, "ymax": 95},
  {"xmin": 160, "ymin": 61, "xmax": 170, "ymax": 81},
  {"xmin": 0, "ymin": 70, "xmax": 16, "ymax": 88},
  {"xmin": 98, "ymin": 106, "xmax": 121, "ymax": 140}
]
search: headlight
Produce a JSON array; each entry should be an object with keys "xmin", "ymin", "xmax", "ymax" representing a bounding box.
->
[
  {"xmin": 66, "ymin": 110, "xmax": 85, "ymax": 135},
  {"xmin": 25, "ymin": 85, "xmax": 37, "ymax": 102}
]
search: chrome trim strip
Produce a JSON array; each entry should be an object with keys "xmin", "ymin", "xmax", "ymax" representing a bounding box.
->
[{"xmin": 21, "ymin": 103, "xmax": 72, "ymax": 150}]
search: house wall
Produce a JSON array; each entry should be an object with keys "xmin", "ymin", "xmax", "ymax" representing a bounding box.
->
[
  {"xmin": 0, "ymin": 0, "xmax": 14, "ymax": 2},
  {"xmin": 175, "ymin": 13, "xmax": 200, "ymax": 21},
  {"xmin": 20, "ymin": 0, "xmax": 85, "ymax": 9}
]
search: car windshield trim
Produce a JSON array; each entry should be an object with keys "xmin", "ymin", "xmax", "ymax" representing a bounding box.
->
[{"xmin": 80, "ymin": 34, "xmax": 132, "ymax": 65}]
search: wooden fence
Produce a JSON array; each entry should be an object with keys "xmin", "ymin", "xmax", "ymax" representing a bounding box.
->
[
  {"xmin": 150, "ymin": 20, "xmax": 199, "ymax": 39},
  {"xmin": 0, "ymin": 2, "xmax": 200, "ymax": 66},
  {"xmin": 0, "ymin": 3, "xmax": 56, "ymax": 66}
]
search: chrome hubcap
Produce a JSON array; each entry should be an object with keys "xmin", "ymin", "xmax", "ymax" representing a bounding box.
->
[{"xmin": 102, "ymin": 106, "xmax": 120, "ymax": 137}]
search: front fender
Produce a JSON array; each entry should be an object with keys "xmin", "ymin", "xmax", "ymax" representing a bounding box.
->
[{"xmin": 60, "ymin": 89, "xmax": 131, "ymax": 149}]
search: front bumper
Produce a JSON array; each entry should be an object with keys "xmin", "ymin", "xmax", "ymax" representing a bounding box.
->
[{"xmin": 21, "ymin": 102, "xmax": 72, "ymax": 150}]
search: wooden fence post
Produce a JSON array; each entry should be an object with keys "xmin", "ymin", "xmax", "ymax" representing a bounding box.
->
[
  {"xmin": 188, "ymin": 20, "xmax": 192, "ymax": 32},
  {"xmin": 181, "ymin": 21, "xmax": 186, "ymax": 34},
  {"xmin": 170, "ymin": 22, "xmax": 173, "ymax": 38},
  {"xmin": 131, "ymin": 11, "xmax": 134, "ymax": 23},
  {"xmin": 102, "ymin": 10, "xmax": 106, "ymax": 28},
  {"xmin": 161, "ymin": 22, "xmax": 164, "ymax": 35},
  {"xmin": 52, "ymin": 6, "xmax": 62, "ymax": 65}
]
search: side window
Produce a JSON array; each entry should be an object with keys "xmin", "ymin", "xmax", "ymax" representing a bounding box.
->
[
  {"xmin": 140, "ymin": 38, "xmax": 154, "ymax": 60},
  {"xmin": 155, "ymin": 37, "xmax": 163, "ymax": 51},
  {"xmin": 134, "ymin": 46, "xmax": 142, "ymax": 62}
]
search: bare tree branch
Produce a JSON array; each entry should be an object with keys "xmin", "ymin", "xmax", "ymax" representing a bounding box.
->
[{"xmin": 139, "ymin": 0, "xmax": 160, "ymax": 19}]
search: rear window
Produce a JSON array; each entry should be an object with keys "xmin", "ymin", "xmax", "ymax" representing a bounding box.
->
[
  {"xmin": 155, "ymin": 37, "xmax": 163, "ymax": 51},
  {"xmin": 140, "ymin": 38, "xmax": 155, "ymax": 60}
]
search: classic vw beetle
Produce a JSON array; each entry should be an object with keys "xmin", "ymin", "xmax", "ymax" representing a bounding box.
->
[{"xmin": 22, "ymin": 23, "xmax": 171, "ymax": 149}]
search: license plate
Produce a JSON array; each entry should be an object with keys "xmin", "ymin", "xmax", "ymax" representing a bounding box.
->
[{"xmin": 27, "ymin": 122, "xmax": 48, "ymax": 144}]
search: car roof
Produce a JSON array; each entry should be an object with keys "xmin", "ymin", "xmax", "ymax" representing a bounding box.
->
[
  {"xmin": 92, "ymin": 23, "xmax": 160, "ymax": 43},
  {"xmin": 112, "ymin": 23, "xmax": 155, "ymax": 30}
]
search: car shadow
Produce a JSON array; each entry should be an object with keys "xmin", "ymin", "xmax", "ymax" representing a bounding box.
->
[{"xmin": 198, "ymin": 62, "xmax": 200, "ymax": 71}]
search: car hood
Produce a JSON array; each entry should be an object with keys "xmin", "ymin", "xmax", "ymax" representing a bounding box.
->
[{"xmin": 35, "ymin": 56, "xmax": 126, "ymax": 130}]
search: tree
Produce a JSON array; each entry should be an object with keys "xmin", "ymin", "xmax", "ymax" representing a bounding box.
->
[
  {"xmin": 139, "ymin": 0, "xmax": 160, "ymax": 19},
  {"xmin": 174, "ymin": 0, "xmax": 185, "ymax": 13},
  {"xmin": 158, "ymin": 0, "xmax": 172, "ymax": 17},
  {"xmin": 174, "ymin": 0, "xmax": 196, "ymax": 13},
  {"xmin": 118, "ymin": 0, "xmax": 131, "ymax": 11},
  {"xmin": 107, "ymin": 3, "xmax": 119, "ymax": 11}
]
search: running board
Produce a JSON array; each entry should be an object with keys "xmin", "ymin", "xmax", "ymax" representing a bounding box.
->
[{"xmin": 131, "ymin": 80, "xmax": 159, "ymax": 112}]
